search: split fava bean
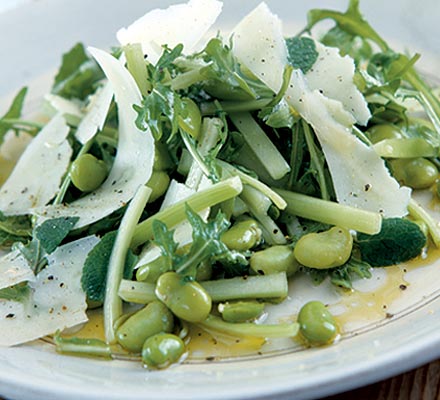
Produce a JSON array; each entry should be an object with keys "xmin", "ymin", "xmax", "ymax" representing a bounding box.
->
[
  {"xmin": 390, "ymin": 158, "xmax": 438, "ymax": 189},
  {"xmin": 221, "ymin": 219, "xmax": 262, "ymax": 252},
  {"xmin": 298, "ymin": 301, "xmax": 338, "ymax": 346},
  {"xmin": 116, "ymin": 300, "xmax": 174, "ymax": 353},
  {"xmin": 294, "ymin": 227, "xmax": 353, "ymax": 269},
  {"xmin": 250, "ymin": 245, "xmax": 299, "ymax": 276},
  {"xmin": 178, "ymin": 97, "xmax": 202, "ymax": 139},
  {"xmin": 70, "ymin": 154, "xmax": 107, "ymax": 192},
  {"xmin": 219, "ymin": 301, "xmax": 265, "ymax": 322},
  {"xmin": 146, "ymin": 170, "xmax": 170, "ymax": 203},
  {"xmin": 142, "ymin": 333, "xmax": 186, "ymax": 369},
  {"xmin": 155, "ymin": 272, "xmax": 212, "ymax": 322}
]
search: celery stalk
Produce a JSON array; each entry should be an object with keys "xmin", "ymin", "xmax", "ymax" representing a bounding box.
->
[
  {"xmin": 229, "ymin": 112, "xmax": 290, "ymax": 180},
  {"xmin": 275, "ymin": 188, "xmax": 382, "ymax": 234}
]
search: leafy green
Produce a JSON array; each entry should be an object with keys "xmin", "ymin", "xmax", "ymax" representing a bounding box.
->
[
  {"xmin": 0, "ymin": 87, "xmax": 28, "ymax": 143},
  {"xmin": 81, "ymin": 231, "xmax": 137, "ymax": 302},
  {"xmin": 200, "ymin": 38, "xmax": 271, "ymax": 100},
  {"xmin": 35, "ymin": 217, "xmax": 79, "ymax": 254},
  {"xmin": 306, "ymin": 256, "xmax": 372, "ymax": 289},
  {"xmin": 134, "ymin": 45, "xmax": 184, "ymax": 140},
  {"xmin": 152, "ymin": 205, "xmax": 239, "ymax": 278},
  {"xmin": 0, "ymin": 211, "xmax": 32, "ymax": 247},
  {"xmin": 52, "ymin": 43, "xmax": 104, "ymax": 100},
  {"xmin": 306, "ymin": 0, "xmax": 388, "ymax": 51},
  {"xmin": 321, "ymin": 26, "xmax": 372, "ymax": 64},
  {"xmin": 0, "ymin": 283, "xmax": 31, "ymax": 302},
  {"xmin": 306, "ymin": 0, "xmax": 440, "ymax": 138},
  {"xmin": 285, "ymin": 37, "xmax": 318, "ymax": 74},
  {"xmin": 357, "ymin": 218, "xmax": 426, "ymax": 267},
  {"xmin": 134, "ymin": 83, "xmax": 181, "ymax": 140}
]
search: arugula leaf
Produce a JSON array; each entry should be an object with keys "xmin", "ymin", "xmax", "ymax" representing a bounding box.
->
[
  {"xmin": 200, "ymin": 38, "xmax": 270, "ymax": 101},
  {"xmin": 152, "ymin": 219, "xmax": 179, "ymax": 271},
  {"xmin": 321, "ymin": 26, "xmax": 372, "ymax": 64},
  {"xmin": 285, "ymin": 37, "xmax": 318, "ymax": 74},
  {"xmin": 0, "ymin": 283, "xmax": 31, "ymax": 302},
  {"xmin": 52, "ymin": 43, "xmax": 104, "ymax": 100},
  {"xmin": 152, "ymin": 205, "xmax": 232, "ymax": 278},
  {"xmin": 357, "ymin": 218, "xmax": 426, "ymax": 267},
  {"xmin": 0, "ymin": 87, "xmax": 28, "ymax": 143},
  {"xmin": 134, "ymin": 44, "xmax": 185, "ymax": 140},
  {"xmin": 34, "ymin": 217, "xmax": 79, "ymax": 254},
  {"xmin": 134, "ymin": 83, "xmax": 182, "ymax": 140},
  {"xmin": 81, "ymin": 231, "xmax": 137, "ymax": 302},
  {"xmin": 306, "ymin": 0, "xmax": 388, "ymax": 51}
]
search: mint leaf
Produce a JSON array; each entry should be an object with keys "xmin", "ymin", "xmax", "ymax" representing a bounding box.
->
[
  {"xmin": 306, "ymin": 256, "xmax": 372, "ymax": 289},
  {"xmin": 35, "ymin": 217, "xmax": 79, "ymax": 254},
  {"xmin": 357, "ymin": 218, "xmax": 426, "ymax": 267},
  {"xmin": 286, "ymin": 37, "xmax": 318, "ymax": 74},
  {"xmin": 81, "ymin": 231, "xmax": 137, "ymax": 302}
]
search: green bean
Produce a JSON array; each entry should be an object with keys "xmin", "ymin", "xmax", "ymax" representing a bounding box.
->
[
  {"xmin": 389, "ymin": 158, "xmax": 438, "ymax": 189},
  {"xmin": 116, "ymin": 301, "xmax": 174, "ymax": 353},
  {"xmin": 155, "ymin": 272, "xmax": 212, "ymax": 322},
  {"xmin": 146, "ymin": 171, "xmax": 170, "ymax": 203},
  {"xmin": 219, "ymin": 301, "xmax": 265, "ymax": 322},
  {"xmin": 142, "ymin": 333, "xmax": 186, "ymax": 369},
  {"xmin": 250, "ymin": 245, "xmax": 299, "ymax": 276},
  {"xmin": 293, "ymin": 227, "xmax": 353, "ymax": 269},
  {"xmin": 297, "ymin": 301, "xmax": 338, "ymax": 346},
  {"xmin": 70, "ymin": 154, "xmax": 107, "ymax": 192},
  {"xmin": 221, "ymin": 219, "xmax": 262, "ymax": 251}
]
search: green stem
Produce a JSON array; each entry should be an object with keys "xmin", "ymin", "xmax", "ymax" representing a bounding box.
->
[
  {"xmin": 218, "ymin": 160, "xmax": 287, "ymax": 210},
  {"xmin": 0, "ymin": 118, "xmax": 45, "ymax": 130},
  {"xmin": 54, "ymin": 334, "xmax": 112, "ymax": 359},
  {"xmin": 200, "ymin": 99, "xmax": 271, "ymax": 116},
  {"xmin": 170, "ymin": 69, "xmax": 205, "ymax": 91},
  {"xmin": 240, "ymin": 185, "xmax": 286, "ymax": 245},
  {"xmin": 124, "ymin": 44, "xmax": 151, "ymax": 96},
  {"xmin": 229, "ymin": 112, "xmax": 290, "ymax": 181},
  {"xmin": 131, "ymin": 177, "xmax": 243, "ymax": 248},
  {"xmin": 118, "ymin": 280, "xmax": 156, "ymax": 304},
  {"xmin": 408, "ymin": 198, "xmax": 440, "ymax": 247},
  {"xmin": 275, "ymin": 188, "xmax": 382, "ymax": 234},
  {"xmin": 197, "ymin": 315, "xmax": 299, "ymax": 339},
  {"xmin": 201, "ymin": 272, "xmax": 288, "ymax": 301},
  {"xmin": 104, "ymin": 185, "xmax": 152, "ymax": 344},
  {"xmin": 302, "ymin": 120, "xmax": 329, "ymax": 201},
  {"xmin": 118, "ymin": 272, "xmax": 288, "ymax": 304}
]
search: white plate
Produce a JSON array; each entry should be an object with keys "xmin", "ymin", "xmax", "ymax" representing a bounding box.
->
[{"xmin": 1, "ymin": 1, "xmax": 440, "ymax": 399}]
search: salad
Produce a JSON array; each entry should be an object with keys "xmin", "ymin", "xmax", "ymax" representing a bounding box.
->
[{"xmin": 0, "ymin": 0, "xmax": 439, "ymax": 369}]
